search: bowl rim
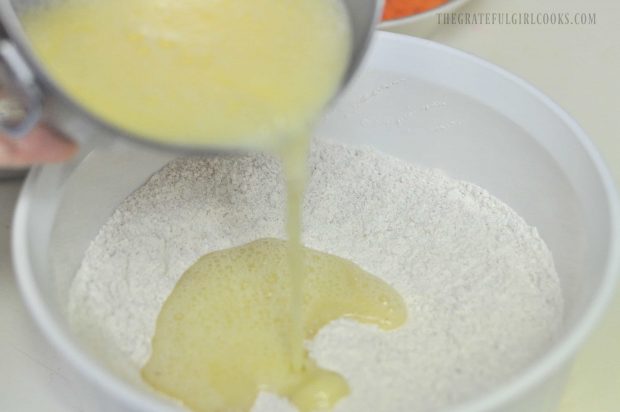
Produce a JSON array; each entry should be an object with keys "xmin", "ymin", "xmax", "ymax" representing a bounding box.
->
[
  {"xmin": 12, "ymin": 32, "xmax": 620, "ymax": 412},
  {"xmin": 378, "ymin": 0, "xmax": 472, "ymax": 29}
]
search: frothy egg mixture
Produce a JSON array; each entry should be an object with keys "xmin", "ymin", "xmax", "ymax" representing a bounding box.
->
[
  {"xmin": 143, "ymin": 238, "xmax": 406, "ymax": 412},
  {"xmin": 23, "ymin": 1, "xmax": 407, "ymax": 411}
]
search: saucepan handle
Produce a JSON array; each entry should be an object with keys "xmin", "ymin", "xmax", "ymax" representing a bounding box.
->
[{"xmin": 0, "ymin": 39, "xmax": 41, "ymax": 137}]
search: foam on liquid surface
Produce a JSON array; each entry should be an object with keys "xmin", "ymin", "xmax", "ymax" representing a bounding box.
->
[{"xmin": 142, "ymin": 238, "xmax": 406, "ymax": 412}]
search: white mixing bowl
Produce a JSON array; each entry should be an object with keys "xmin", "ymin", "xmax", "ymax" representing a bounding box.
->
[{"xmin": 12, "ymin": 32, "xmax": 620, "ymax": 412}]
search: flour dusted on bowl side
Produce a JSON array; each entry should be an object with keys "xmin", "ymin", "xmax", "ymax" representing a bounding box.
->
[{"xmin": 68, "ymin": 140, "xmax": 563, "ymax": 411}]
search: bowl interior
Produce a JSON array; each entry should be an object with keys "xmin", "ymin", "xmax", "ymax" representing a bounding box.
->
[{"xmin": 16, "ymin": 33, "xmax": 618, "ymax": 411}]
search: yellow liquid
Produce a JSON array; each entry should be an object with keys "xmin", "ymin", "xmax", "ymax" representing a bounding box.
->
[
  {"xmin": 24, "ymin": 1, "xmax": 408, "ymax": 411},
  {"xmin": 23, "ymin": 0, "xmax": 350, "ymax": 147},
  {"xmin": 142, "ymin": 238, "xmax": 406, "ymax": 412}
]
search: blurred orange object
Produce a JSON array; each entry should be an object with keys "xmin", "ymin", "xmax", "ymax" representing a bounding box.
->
[{"xmin": 382, "ymin": 0, "xmax": 449, "ymax": 21}]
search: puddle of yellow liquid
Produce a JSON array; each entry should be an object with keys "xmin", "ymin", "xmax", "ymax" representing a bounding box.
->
[{"xmin": 142, "ymin": 238, "xmax": 406, "ymax": 412}]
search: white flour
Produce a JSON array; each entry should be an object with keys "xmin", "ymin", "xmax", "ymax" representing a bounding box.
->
[{"xmin": 69, "ymin": 140, "xmax": 563, "ymax": 411}]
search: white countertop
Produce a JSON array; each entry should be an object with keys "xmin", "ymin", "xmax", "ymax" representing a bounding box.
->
[{"xmin": 1, "ymin": 0, "xmax": 618, "ymax": 410}]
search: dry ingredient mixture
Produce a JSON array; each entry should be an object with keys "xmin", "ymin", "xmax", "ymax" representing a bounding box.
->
[{"xmin": 69, "ymin": 140, "xmax": 563, "ymax": 412}]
